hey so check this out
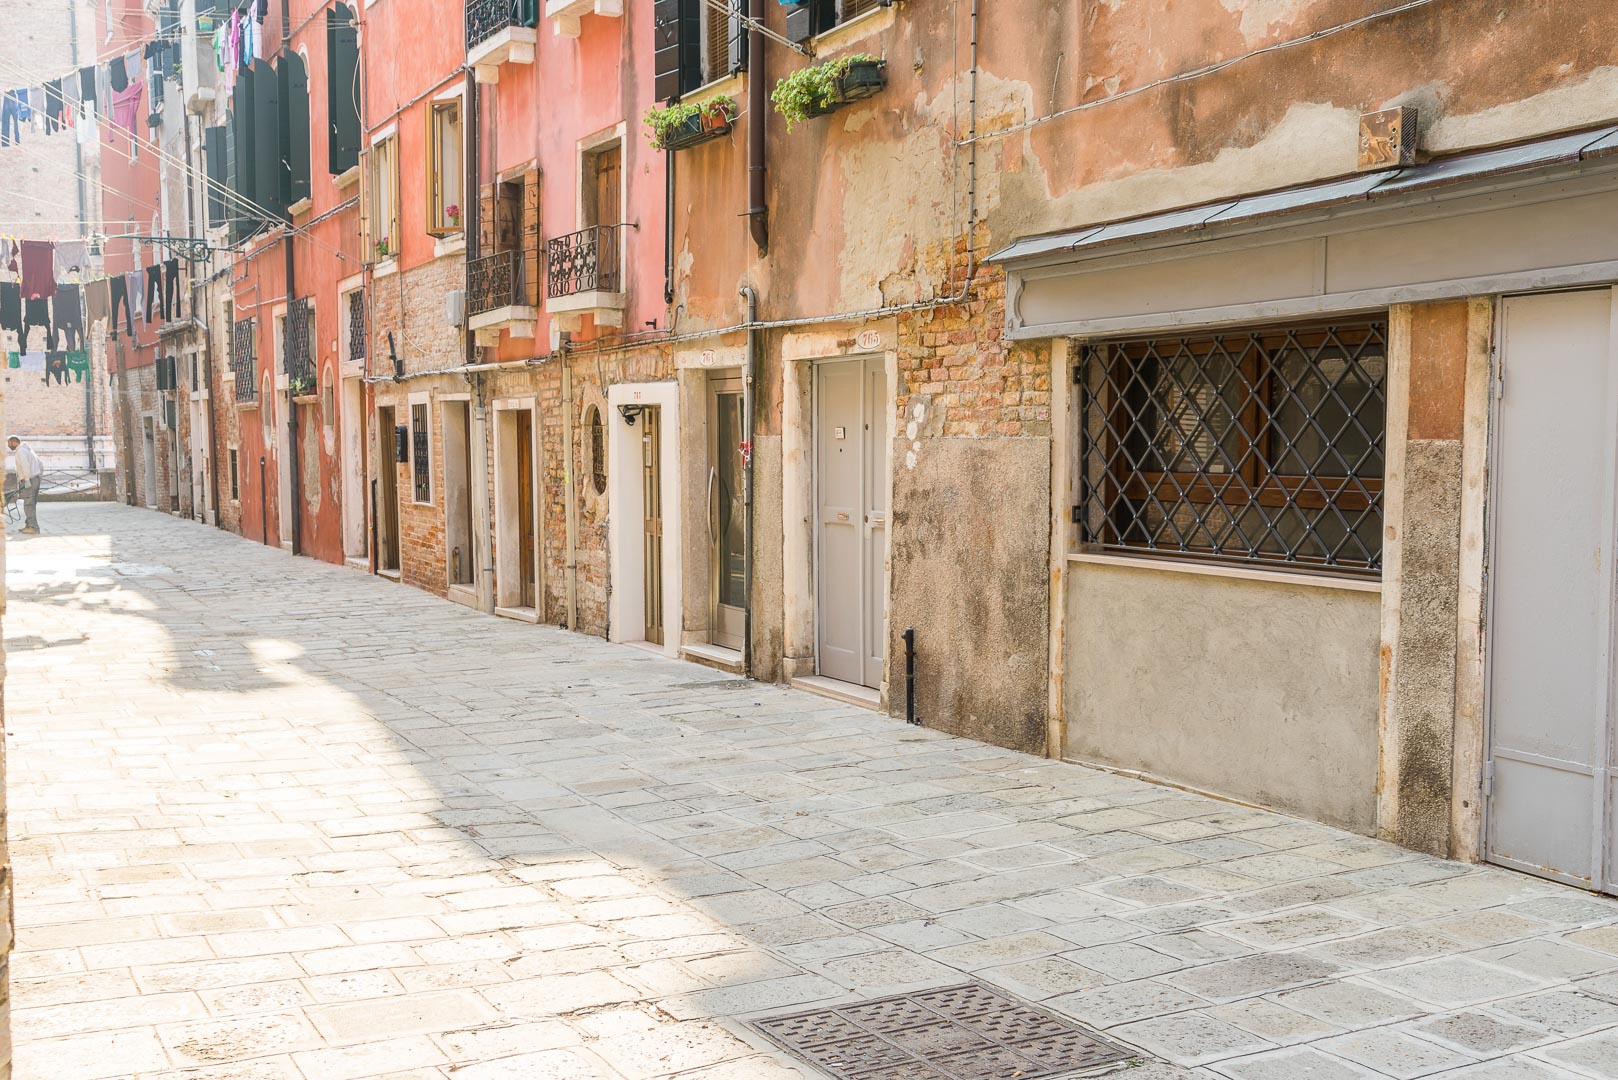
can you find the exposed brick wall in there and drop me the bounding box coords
[895,234,1050,440]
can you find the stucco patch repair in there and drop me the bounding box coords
[904,398,926,470]
[1218,0,1338,43]
[1425,64,1618,153]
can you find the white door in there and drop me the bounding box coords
[815,356,888,689]
[1488,288,1618,894]
[341,377,366,559]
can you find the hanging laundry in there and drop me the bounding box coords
[54,241,87,279]
[144,264,163,324]
[5,352,15,369]
[85,277,111,328]
[96,64,111,114]
[108,275,133,336]
[19,298,53,352]
[65,349,88,382]
[77,100,97,146]
[42,78,66,134]
[124,49,143,84]
[125,269,145,323]
[78,67,97,113]
[214,25,226,72]
[111,81,144,138]
[0,281,20,336]
[109,54,128,94]
[53,283,84,351]
[17,351,45,371]
[1,89,25,147]
[20,241,55,300]
[44,352,68,385]
[162,259,180,321]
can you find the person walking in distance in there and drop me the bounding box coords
[9,435,43,533]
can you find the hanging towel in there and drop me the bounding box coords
[125,49,143,82]
[5,352,16,369]
[20,241,55,300]
[77,101,97,145]
[85,277,111,327]
[126,270,145,322]
[18,351,45,371]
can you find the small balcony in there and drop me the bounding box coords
[544,0,621,38]
[546,225,626,332]
[467,250,539,346]
[466,0,538,84]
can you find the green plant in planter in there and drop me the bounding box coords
[289,374,315,397]
[771,54,879,131]
[643,97,738,150]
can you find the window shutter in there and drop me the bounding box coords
[358,147,373,257]
[232,67,257,229]
[652,0,684,102]
[327,6,361,174]
[251,60,284,220]
[785,6,813,44]
[728,0,747,75]
[225,111,240,237]
[204,125,227,228]
[279,55,311,207]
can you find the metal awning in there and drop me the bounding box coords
[988,124,1618,265]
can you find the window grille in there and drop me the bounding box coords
[412,403,431,503]
[1075,318,1387,576]
[347,289,366,361]
[231,317,257,402]
[285,297,314,392]
[589,406,606,495]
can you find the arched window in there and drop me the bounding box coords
[588,405,606,495]
[321,367,335,435]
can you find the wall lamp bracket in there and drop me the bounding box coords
[618,403,645,426]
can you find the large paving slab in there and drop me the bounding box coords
[5,503,1618,1079]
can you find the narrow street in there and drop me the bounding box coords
[5,504,1618,1080]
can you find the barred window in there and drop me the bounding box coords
[411,402,431,504]
[1075,318,1388,576]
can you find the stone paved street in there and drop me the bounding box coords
[7,504,1618,1079]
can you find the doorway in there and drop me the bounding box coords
[442,399,474,590]
[642,405,664,645]
[708,378,746,651]
[142,417,158,508]
[375,405,401,573]
[814,355,888,689]
[1487,287,1617,895]
[342,377,366,561]
[494,403,539,616]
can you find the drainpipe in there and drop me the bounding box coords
[740,285,757,676]
[562,358,580,631]
[285,235,303,555]
[746,0,767,255]
[464,72,495,613]
[664,149,675,304]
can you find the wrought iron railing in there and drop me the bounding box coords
[466,0,538,52]
[467,250,526,317]
[284,296,314,393]
[231,317,257,402]
[547,224,622,299]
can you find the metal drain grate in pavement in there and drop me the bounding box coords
[752,982,1135,1079]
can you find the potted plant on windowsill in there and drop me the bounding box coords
[445,204,461,227]
[644,96,738,152]
[289,373,316,400]
[375,237,391,260]
[771,55,886,131]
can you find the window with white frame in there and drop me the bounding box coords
[427,99,463,237]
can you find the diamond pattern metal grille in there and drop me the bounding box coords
[1075,318,1387,575]
[753,983,1133,1079]
[231,317,256,403]
[347,289,366,362]
[284,296,314,391]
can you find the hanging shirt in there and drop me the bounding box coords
[19,241,54,300]
[111,81,144,137]
[54,241,87,279]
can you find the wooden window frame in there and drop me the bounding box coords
[367,135,400,261]
[426,98,464,239]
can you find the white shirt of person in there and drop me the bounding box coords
[11,443,42,485]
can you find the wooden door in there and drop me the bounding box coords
[516,409,536,609]
[592,145,621,228]
[642,405,664,645]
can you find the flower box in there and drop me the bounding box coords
[834,58,887,103]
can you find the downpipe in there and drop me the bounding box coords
[740,286,757,677]
[904,626,918,725]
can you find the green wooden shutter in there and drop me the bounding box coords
[232,67,257,232]
[279,54,311,206]
[327,5,361,174]
[204,125,227,228]
[251,60,284,220]
[653,0,684,102]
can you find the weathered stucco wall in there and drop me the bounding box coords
[1065,563,1382,833]
[889,436,1051,754]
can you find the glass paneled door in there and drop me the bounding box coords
[709,378,746,650]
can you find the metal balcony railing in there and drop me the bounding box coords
[466,0,539,52]
[467,250,526,318]
[547,224,622,299]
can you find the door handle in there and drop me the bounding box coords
[707,466,717,544]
